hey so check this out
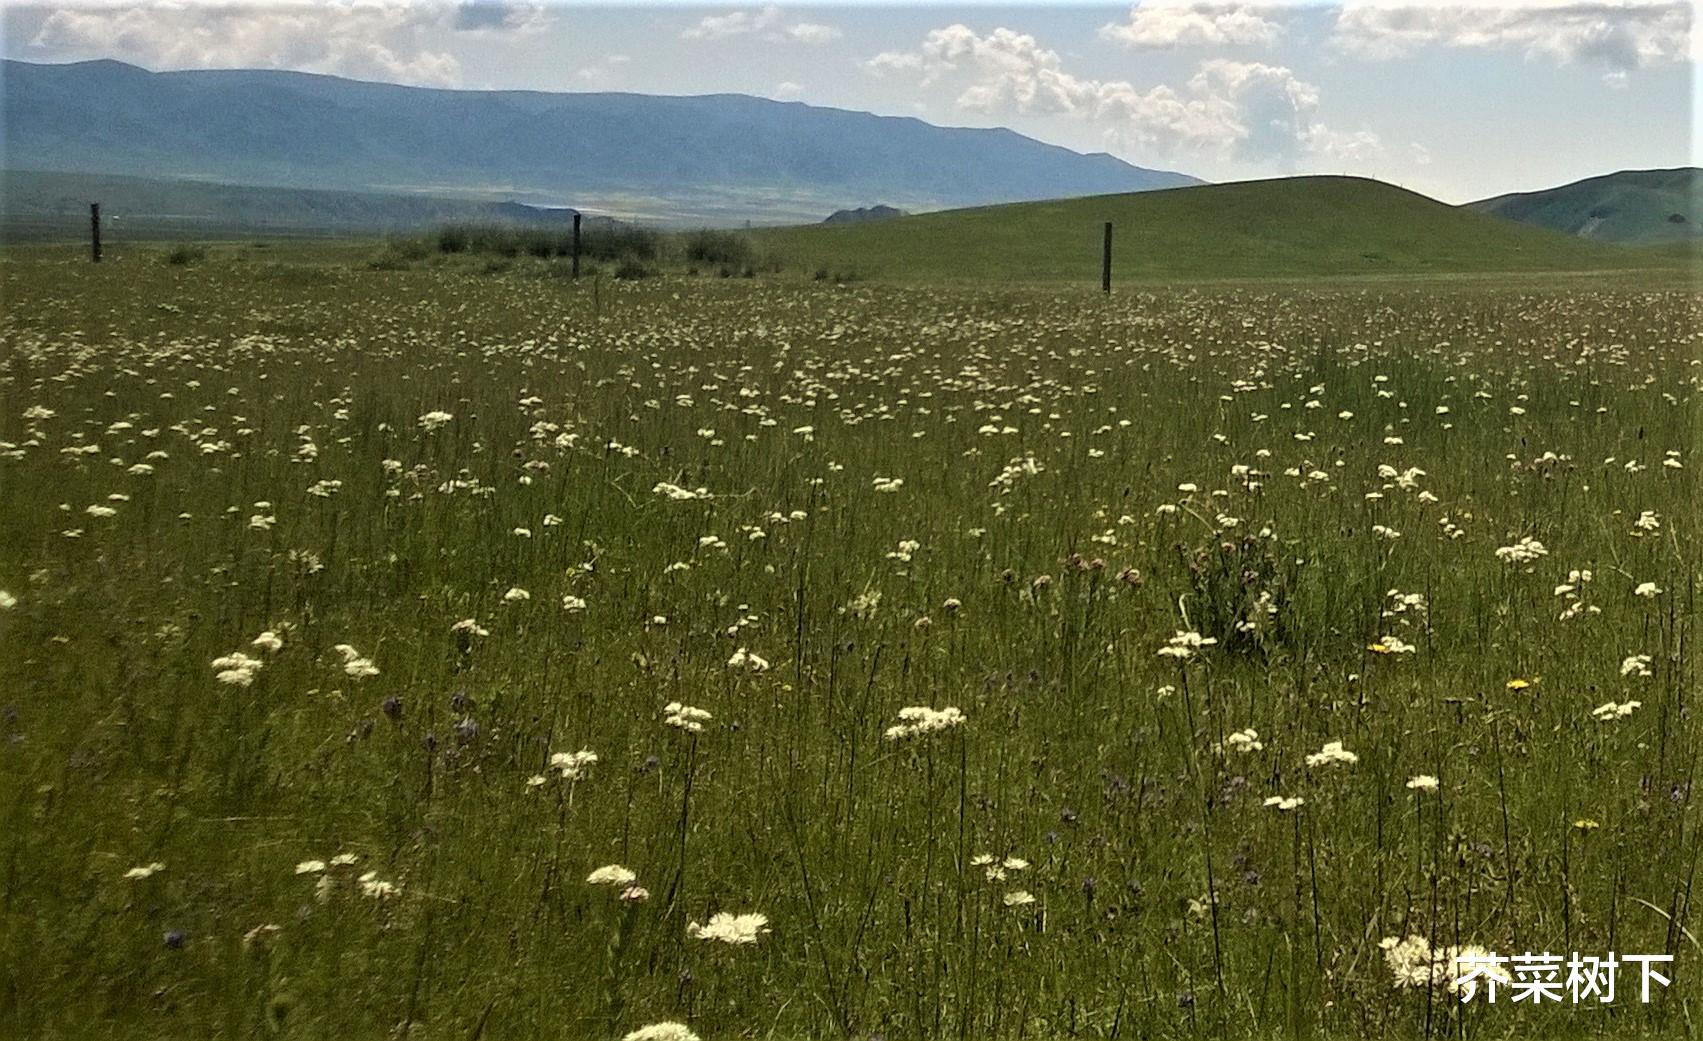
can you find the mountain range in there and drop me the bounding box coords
[0,58,1199,225]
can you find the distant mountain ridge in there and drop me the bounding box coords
[0,169,590,239]
[824,205,906,224]
[0,59,1201,225]
[1467,168,1700,245]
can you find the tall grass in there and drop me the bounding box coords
[0,252,1695,1040]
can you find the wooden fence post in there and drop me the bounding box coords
[1101,221,1112,294]
[91,203,102,263]
[572,212,582,280]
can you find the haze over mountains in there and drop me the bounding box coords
[1,58,1199,225]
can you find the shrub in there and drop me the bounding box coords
[586,225,661,263]
[431,223,662,265]
[166,244,207,266]
[369,236,434,270]
[683,230,753,268]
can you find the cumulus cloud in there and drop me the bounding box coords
[1331,0,1691,71]
[682,6,781,40]
[451,1,549,35]
[29,1,474,85]
[786,22,843,44]
[1099,2,1289,49]
[681,7,840,45]
[867,24,1377,166]
[576,53,630,87]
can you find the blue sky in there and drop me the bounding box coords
[3,1,1693,202]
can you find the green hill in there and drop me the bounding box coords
[1467,168,1700,245]
[755,176,1675,282]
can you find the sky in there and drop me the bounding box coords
[1,0,1694,202]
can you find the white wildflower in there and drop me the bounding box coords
[548,749,598,780]
[664,702,713,732]
[1158,630,1217,660]
[687,912,770,945]
[586,865,638,887]
[726,647,770,672]
[357,871,399,899]
[1494,536,1548,564]
[211,651,264,687]
[884,705,965,740]
[334,643,379,677]
[622,1024,699,1041]
[1305,740,1359,769]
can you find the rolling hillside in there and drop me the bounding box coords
[1468,168,1700,245]
[1,58,1198,225]
[756,176,1672,281]
[0,170,583,241]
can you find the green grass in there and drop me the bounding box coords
[1468,168,1701,246]
[754,176,1687,282]
[0,244,1697,1040]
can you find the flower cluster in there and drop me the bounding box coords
[884,706,966,741]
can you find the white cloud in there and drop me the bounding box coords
[682,6,782,41]
[451,2,549,35]
[1302,122,1384,163]
[786,22,842,45]
[773,80,805,98]
[576,53,630,87]
[681,7,842,46]
[1332,0,1691,71]
[30,1,467,85]
[867,24,1376,167]
[1100,2,1288,49]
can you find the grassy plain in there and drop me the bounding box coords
[0,243,1697,1040]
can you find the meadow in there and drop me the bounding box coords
[0,246,1697,1040]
